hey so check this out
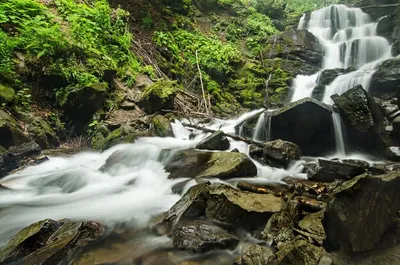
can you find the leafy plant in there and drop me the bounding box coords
[15,88,31,112]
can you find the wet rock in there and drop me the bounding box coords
[311,85,326,101]
[139,80,179,114]
[0,219,60,264]
[385,146,400,161]
[297,211,326,245]
[165,149,257,180]
[332,85,392,156]
[0,141,41,178]
[152,115,174,137]
[0,219,105,265]
[370,58,400,96]
[361,4,399,21]
[23,115,59,149]
[173,219,238,252]
[159,183,282,233]
[325,172,400,252]
[269,98,335,156]
[234,245,275,265]
[263,29,324,68]
[57,83,107,133]
[249,140,301,168]
[392,116,400,141]
[317,68,351,86]
[341,159,370,168]
[262,200,299,247]
[196,131,230,151]
[309,159,366,182]
[275,236,325,265]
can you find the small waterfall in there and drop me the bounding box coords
[332,112,346,156]
[291,4,393,102]
[252,112,272,142]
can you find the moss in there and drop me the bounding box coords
[97,125,152,151]
[0,84,15,103]
[152,115,174,137]
[142,80,180,101]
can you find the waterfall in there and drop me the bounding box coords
[292,4,393,103]
[332,112,346,156]
[252,112,273,142]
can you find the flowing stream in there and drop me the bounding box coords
[0,3,393,263]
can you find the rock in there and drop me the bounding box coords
[275,236,325,265]
[172,219,239,252]
[297,211,326,245]
[249,140,301,168]
[0,219,104,265]
[311,85,326,101]
[0,84,15,103]
[57,83,107,133]
[269,98,335,156]
[139,80,179,114]
[159,183,282,233]
[263,29,324,68]
[152,115,174,137]
[361,4,399,21]
[377,14,394,39]
[392,116,400,141]
[165,149,257,180]
[325,172,400,252]
[317,68,351,86]
[95,125,151,151]
[332,85,392,156]
[0,110,31,149]
[385,146,400,161]
[262,200,299,247]
[23,115,59,149]
[309,159,366,182]
[196,131,230,151]
[0,219,60,264]
[0,141,41,178]
[234,245,275,265]
[370,58,400,96]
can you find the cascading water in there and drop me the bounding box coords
[293,4,393,103]
[332,112,346,156]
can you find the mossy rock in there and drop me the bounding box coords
[0,84,15,103]
[90,124,111,151]
[22,115,59,149]
[139,80,180,114]
[96,125,152,151]
[152,115,174,137]
[0,109,31,149]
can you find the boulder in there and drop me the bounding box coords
[311,85,326,101]
[0,84,15,103]
[152,115,174,137]
[172,219,239,252]
[361,4,399,21]
[249,140,301,168]
[269,98,335,156]
[165,149,257,180]
[297,211,326,245]
[325,172,400,252]
[158,183,282,233]
[332,85,393,156]
[0,110,31,149]
[263,29,324,68]
[196,131,230,151]
[274,236,325,265]
[234,245,275,265]
[370,58,400,96]
[0,219,104,265]
[317,68,351,86]
[0,141,41,178]
[385,146,400,161]
[23,115,59,149]
[139,80,179,114]
[309,159,366,182]
[56,83,107,133]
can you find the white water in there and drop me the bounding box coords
[332,112,346,156]
[293,4,393,103]
[0,111,307,246]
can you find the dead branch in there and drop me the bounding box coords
[195,50,209,114]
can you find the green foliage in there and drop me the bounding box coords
[154,29,242,77]
[0,0,142,108]
[15,88,31,112]
[285,0,341,12]
[251,0,287,19]
[245,12,278,55]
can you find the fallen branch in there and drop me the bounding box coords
[195,50,209,114]
[182,122,264,147]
